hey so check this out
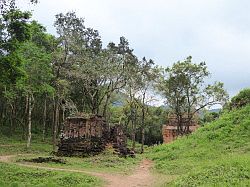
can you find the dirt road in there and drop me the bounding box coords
[0,155,155,187]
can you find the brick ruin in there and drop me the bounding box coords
[57,115,135,157]
[162,114,199,143]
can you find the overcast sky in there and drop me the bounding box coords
[18,0,250,97]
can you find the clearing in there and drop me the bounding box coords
[0,154,157,187]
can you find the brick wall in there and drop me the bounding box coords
[162,115,199,143]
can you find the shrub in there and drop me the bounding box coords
[229,88,250,109]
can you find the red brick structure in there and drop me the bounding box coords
[162,114,199,143]
[57,115,135,157]
[62,115,108,139]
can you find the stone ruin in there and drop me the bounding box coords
[57,115,135,157]
[110,124,135,157]
[162,114,199,143]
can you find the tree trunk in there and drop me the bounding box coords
[53,98,59,151]
[131,106,137,152]
[131,118,136,152]
[42,96,47,141]
[103,94,111,119]
[27,94,34,148]
[9,103,13,136]
[141,92,146,153]
[22,96,29,140]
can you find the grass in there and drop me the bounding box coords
[147,105,250,186]
[0,134,53,156]
[0,135,103,186]
[0,162,102,187]
[4,105,249,186]
[0,132,142,186]
[0,132,143,174]
[15,148,142,174]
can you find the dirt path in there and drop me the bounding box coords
[0,155,155,187]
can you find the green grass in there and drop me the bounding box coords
[0,140,53,156]
[0,132,141,186]
[16,148,141,174]
[0,133,142,174]
[126,139,148,153]
[147,105,250,186]
[0,133,53,156]
[0,162,102,187]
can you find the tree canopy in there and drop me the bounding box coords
[157,56,228,134]
[0,5,230,148]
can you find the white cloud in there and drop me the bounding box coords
[17,0,250,96]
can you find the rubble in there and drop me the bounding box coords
[22,157,66,164]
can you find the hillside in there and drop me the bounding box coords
[148,105,250,186]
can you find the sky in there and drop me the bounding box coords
[18,0,250,97]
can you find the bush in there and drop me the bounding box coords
[229,88,250,109]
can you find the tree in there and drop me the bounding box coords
[229,88,250,109]
[54,12,135,118]
[135,57,159,153]
[54,12,102,114]
[17,42,54,148]
[100,38,134,118]
[0,9,33,136]
[0,9,32,87]
[202,110,220,124]
[0,0,37,13]
[158,56,228,135]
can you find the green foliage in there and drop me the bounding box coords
[16,42,54,95]
[147,105,250,186]
[2,9,32,45]
[0,163,102,187]
[201,111,220,124]
[0,9,32,86]
[229,88,250,109]
[157,56,228,134]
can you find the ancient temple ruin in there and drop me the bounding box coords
[162,114,199,143]
[57,115,134,157]
[61,115,108,139]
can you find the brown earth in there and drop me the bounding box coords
[0,155,155,187]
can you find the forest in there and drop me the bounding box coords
[0,0,228,148]
[0,0,249,187]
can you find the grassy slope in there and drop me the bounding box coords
[147,105,250,186]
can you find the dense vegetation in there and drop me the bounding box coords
[1,1,249,187]
[0,0,227,151]
[148,104,250,186]
[0,0,165,151]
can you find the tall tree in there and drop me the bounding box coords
[158,56,228,135]
[136,57,159,153]
[0,9,32,136]
[17,42,54,148]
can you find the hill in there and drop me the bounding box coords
[147,105,250,186]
